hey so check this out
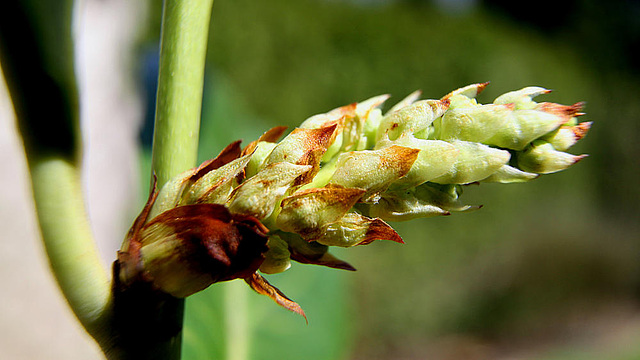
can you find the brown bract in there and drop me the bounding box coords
[245,272,307,322]
[117,179,270,298]
[537,102,585,122]
[353,217,404,246]
[143,204,269,284]
[242,126,288,156]
[572,121,593,141]
[264,124,338,185]
[277,186,366,238]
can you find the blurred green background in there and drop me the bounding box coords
[136,0,640,359]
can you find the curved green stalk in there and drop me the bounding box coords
[0,0,113,346]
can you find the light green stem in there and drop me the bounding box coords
[223,281,250,360]
[29,157,112,341]
[0,0,113,347]
[152,0,215,188]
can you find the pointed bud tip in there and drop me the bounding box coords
[573,122,592,140]
[477,81,491,94]
[573,154,589,164]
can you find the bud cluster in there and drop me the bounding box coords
[118,83,590,317]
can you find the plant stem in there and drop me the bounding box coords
[223,281,250,360]
[152,0,215,188]
[0,0,113,346]
[112,0,215,358]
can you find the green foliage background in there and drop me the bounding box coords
[138,0,640,359]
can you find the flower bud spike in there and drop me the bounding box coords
[245,272,307,322]
[119,83,590,318]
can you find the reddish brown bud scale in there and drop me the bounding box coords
[245,272,307,322]
[242,126,288,156]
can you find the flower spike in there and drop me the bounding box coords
[118,83,591,318]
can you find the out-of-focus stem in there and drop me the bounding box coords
[0,0,112,347]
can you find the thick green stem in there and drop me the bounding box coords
[110,0,215,358]
[152,0,215,188]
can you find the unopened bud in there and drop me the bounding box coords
[369,182,478,221]
[517,141,588,174]
[378,135,459,188]
[329,145,419,201]
[481,165,539,183]
[310,212,403,247]
[228,162,312,219]
[276,186,365,238]
[543,122,592,152]
[430,140,511,184]
[377,99,450,142]
[259,235,291,274]
[134,204,269,298]
[493,86,550,109]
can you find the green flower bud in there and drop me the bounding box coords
[430,140,511,184]
[377,135,459,188]
[228,162,312,219]
[263,124,338,185]
[517,140,588,174]
[368,182,478,221]
[245,141,278,178]
[311,212,403,247]
[480,165,539,183]
[328,145,419,202]
[259,235,291,274]
[485,109,567,151]
[276,186,365,238]
[376,99,450,142]
[493,86,550,109]
[183,153,252,205]
[277,231,355,271]
[442,82,490,101]
[438,104,513,143]
[148,141,244,218]
[542,121,592,152]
